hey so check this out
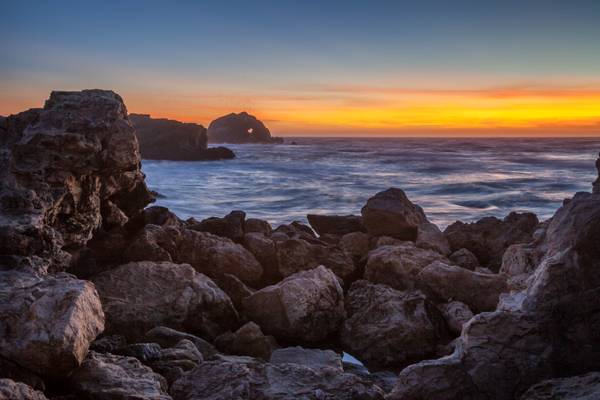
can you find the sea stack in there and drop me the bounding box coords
[207,111,283,144]
[129,113,235,161]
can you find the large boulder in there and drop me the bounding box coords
[361,188,428,240]
[364,242,446,291]
[92,261,238,341]
[0,90,153,271]
[444,212,539,271]
[68,351,171,400]
[275,238,356,281]
[0,379,48,400]
[188,210,245,242]
[170,357,384,400]
[341,280,449,369]
[418,260,508,312]
[207,111,282,144]
[125,225,263,287]
[520,372,600,400]
[0,271,104,380]
[306,214,365,236]
[242,266,345,342]
[129,113,234,161]
[388,191,600,400]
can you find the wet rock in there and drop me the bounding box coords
[306,214,365,236]
[68,351,170,400]
[270,347,342,371]
[520,372,600,400]
[364,243,446,291]
[361,188,428,240]
[275,238,355,281]
[418,260,508,312]
[448,248,479,270]
[341,280,449,369]
[189,210,245,242]
[0,271,104,380]
[444,212,539,271]
[437,301,474,335]
[129,113,234,161]
[416,222,451,255]
[125,225,263,286]
[170,357,384,400]
[0,379,48,400]
[215,322,278,360]
[242,266,345,342]
[0,90,153,271]
[207,111,280,144]
[244,218,272,235]
[92,261,237,341]
[144,326,217,360]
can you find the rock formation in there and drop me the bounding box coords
[130,113,235,161]
[594,152,600,194]
[207,111,283,144]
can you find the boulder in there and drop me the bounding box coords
[92,261,238,341]
[448,248,479,270]
[0,357,45,391]
[125,225,263,287]
[416,222,451,255]
[0,271,104,380]
[388,191,600,400]
[417,260,508,312]
[520,372,600,400]
[242,232,279,283]
[341,280,449,369]
[129,113,234,161]
[273,221,318,241]
[306,214,365,236]
[275,238,355,282]
[0,379,48,400]
[68,351,170,400]
[207,111,282,144]
[210,272,254,311]
[437,301,474,335]
[593,152,600,194]
[270,347,342,371]
[170,357,384,400]
[144,326,217,359]
[364,243,446,291]
[242,266,345,342]
[339,231,371,262]
[215,322,278,360]
[0,90,153,270]
[188,210,245,242]
[444,212,539,271]
[244,218,272,235]
[361,188,428,240]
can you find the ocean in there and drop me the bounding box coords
[142,137,600,229]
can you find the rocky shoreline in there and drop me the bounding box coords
[0,90,599,399]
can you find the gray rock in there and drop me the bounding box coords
[270,347,342,371]
[215,322,278,360]
[448,248,480,270]
[416,222,451,255]
[437,301,474,335]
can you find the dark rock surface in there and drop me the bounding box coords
[307,214,365,236]
[520,372,600,400]
[130,113,234,160]
[215,322,278,360]
[0,379,48,400]
[444,211,539,271]
[207,111,283,144]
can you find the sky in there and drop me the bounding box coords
[1,0,600,136]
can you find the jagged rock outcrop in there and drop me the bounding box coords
[207,111,283,144]
[92,261,238,341]
[444,211,539,271]
[170,357,384,400]
[306,214,365,236]
[387,190,600,400]
[68,351,171,400]
[340,280,449,369]
[0,271,104,380]
[361,188,428,240]
[124,224,263,287]
[242,266,345,342]
[129,113,234,161]
[0,379,48,400]
[0,90,154,271]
